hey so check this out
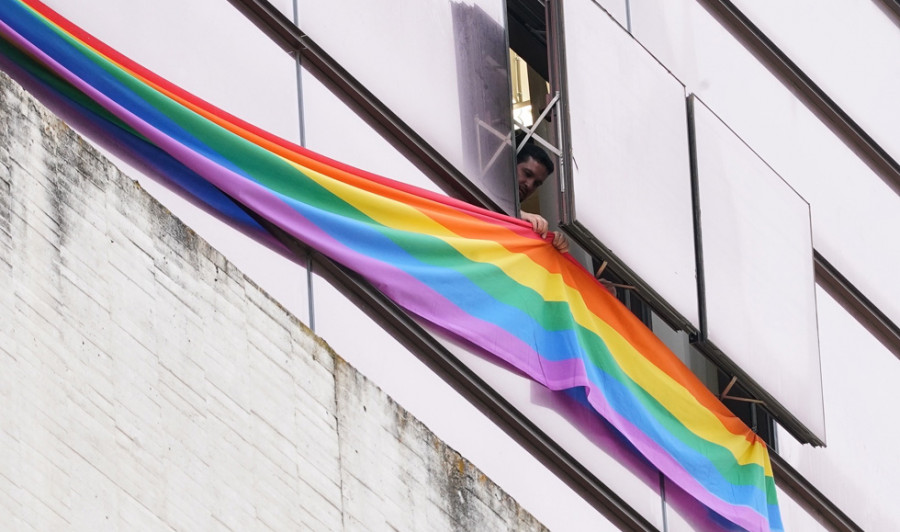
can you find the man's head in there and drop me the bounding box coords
[516,143,554,201]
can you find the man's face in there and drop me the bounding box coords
[516,156,549,201]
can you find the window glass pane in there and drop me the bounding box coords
[295,0,516,212]
[651,313,718,392]
[693,98,824,442]
[562,0,699,329]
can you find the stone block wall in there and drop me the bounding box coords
[0,71,546,532]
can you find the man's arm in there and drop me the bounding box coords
[521,211,569,253]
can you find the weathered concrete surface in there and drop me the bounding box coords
[0,71,547,532]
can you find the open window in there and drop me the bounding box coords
[507,0,794,447]
[507,1,563,222]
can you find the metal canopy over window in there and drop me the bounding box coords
[555,0,699,332]
[691,97,825,444]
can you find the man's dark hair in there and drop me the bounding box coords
[516,141,555,176]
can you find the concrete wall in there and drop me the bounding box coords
[0,72,546,532]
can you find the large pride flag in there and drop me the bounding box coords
[0,1,781,529]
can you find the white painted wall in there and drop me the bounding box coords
[0,73,548,532]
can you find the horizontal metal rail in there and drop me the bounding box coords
[815,252,900,359]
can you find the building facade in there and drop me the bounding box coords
[3,0,899,530]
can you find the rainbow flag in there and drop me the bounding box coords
[0,1,781,529]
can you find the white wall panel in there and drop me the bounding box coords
[269,0,295,21]
[776,285,900,532]
[43,0,301,143]
[562,0,699,329]
[663,476,749,532]
[295,0,516,212]
[628,0,900,335]
[590,0,630,29]
[731,0,900,165]
[693,98,824,441]
[300,67,444,194]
